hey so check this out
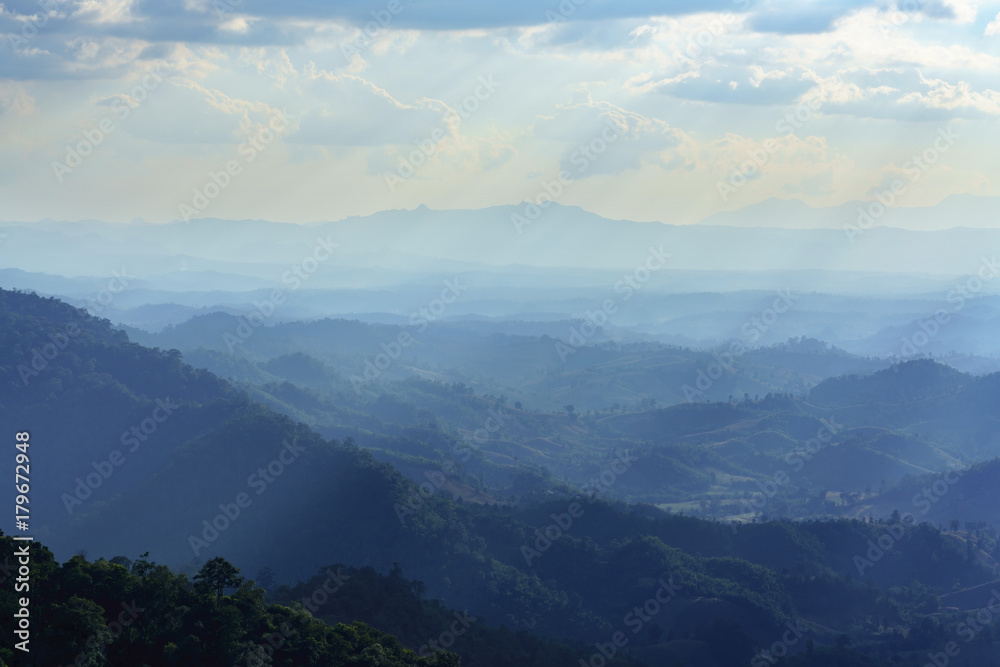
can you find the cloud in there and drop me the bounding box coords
[632,65,819,106]
[748,0,871,34]
[534,92,691,177]
[0,0,886,55]
[227,0,747,30]
[72,0,140,25]
[816,68,1000,119]
[899,0,980,23]
[287,70,445,146]
[629,60,1000,121]
[117,79,278,144]
[746,0,977,34]
[986,10,1000,34]
[516,17,657,51]
[1,0,998,224]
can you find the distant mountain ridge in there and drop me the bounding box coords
[696,194,1000,231]
[3,201,1000,281]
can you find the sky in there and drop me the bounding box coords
[0,0,998,224]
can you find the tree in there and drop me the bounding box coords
[35,596,111,666]
[110,555,133,571]
[194,557,244,603]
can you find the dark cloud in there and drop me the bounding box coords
[224,0,740,29]
[2,0,887,52]
[746,0,874,33]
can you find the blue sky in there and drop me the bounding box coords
[1,0,998,223]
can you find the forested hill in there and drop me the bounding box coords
[0,535,464,666]
[6,288,1000,666]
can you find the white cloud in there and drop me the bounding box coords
[815,68,1000,119]
[986,10,1000,33]
[72,0,140,24]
